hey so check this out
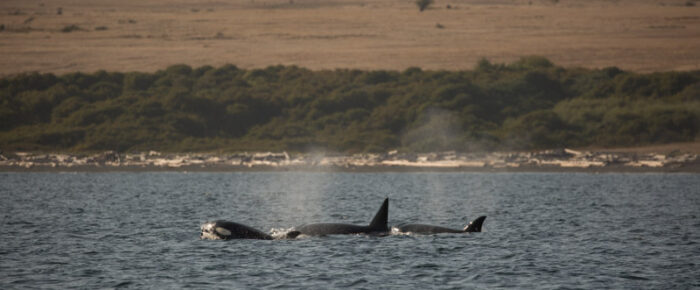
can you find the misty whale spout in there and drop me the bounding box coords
[394,216,486,234]
[292,198,389,236]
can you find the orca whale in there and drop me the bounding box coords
[201,220,301,240]
[292,198,389,236]
[394,216,486,234]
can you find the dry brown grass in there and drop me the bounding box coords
[0,0,699,76]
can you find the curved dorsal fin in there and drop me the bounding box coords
[463,216,487,232]
[368,197,389,230]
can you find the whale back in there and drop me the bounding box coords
[201,220,273,240]
[293,198,389,236]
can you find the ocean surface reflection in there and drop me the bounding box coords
[1,172,698,289]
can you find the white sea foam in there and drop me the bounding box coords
[269,227,298,239]
[390,227,412,236]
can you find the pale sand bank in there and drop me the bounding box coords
[2,149,698,173]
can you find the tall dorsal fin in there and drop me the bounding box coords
[368,198,389,230]
[463,216,486,232]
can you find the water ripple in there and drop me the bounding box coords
[1,172,699,289]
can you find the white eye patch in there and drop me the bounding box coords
[201,223,215,231]
[215,227,232,236]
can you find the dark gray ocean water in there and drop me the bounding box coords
[1,172,699,289]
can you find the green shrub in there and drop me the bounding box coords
[61,25,82,33]
[0,60,697,152]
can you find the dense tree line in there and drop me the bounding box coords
[1,56,698,153]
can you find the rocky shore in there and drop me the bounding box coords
[1,149,698,173]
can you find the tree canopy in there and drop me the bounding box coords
[1,57,698,153]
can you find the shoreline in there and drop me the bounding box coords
[2,150,698,173]
[2,165,699,174]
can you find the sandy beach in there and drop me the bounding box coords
[2,146,699,173]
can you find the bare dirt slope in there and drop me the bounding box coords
[1,0,699,76]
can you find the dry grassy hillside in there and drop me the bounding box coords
[1,0,699,75]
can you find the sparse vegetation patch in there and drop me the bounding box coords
[61,24,82,33]
[416,0,433,12]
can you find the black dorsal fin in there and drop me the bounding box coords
[368,198,389,230]
[463,216,487,232]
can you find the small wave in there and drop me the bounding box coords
[413,263,441,269]
[81,269,102,277]
[114,281,134,288]
[619,274,650,281]
[342,278,368,287]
